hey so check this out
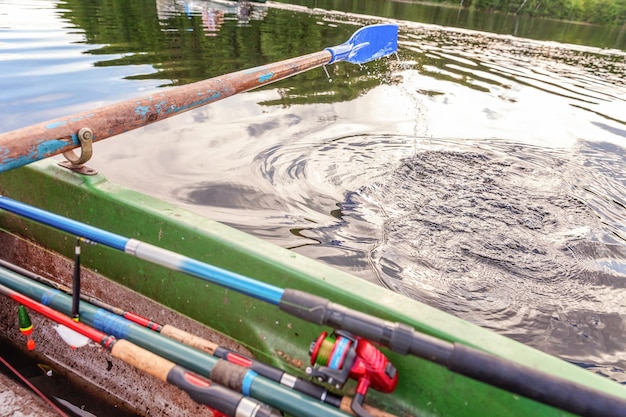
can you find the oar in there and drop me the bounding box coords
[0,24,398,173]
[0,282,280,417]
[0,258,395,417]
[1,196,626,417]
[0,264,353,417]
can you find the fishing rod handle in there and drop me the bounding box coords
[213,346,342,408]
[279,289,451,363]
[449,343,626,417]
[167,366,282,417]
[111,339,173,381]
[112,340,281,417]
[162,324,340,405]
[160,324,344,408]
[161,324,218,355]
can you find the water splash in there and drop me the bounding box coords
[322,65,332,83]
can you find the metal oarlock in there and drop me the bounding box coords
[59,127,98,175]
[63,127,93,166]
[307,330,398,417]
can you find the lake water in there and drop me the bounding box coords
[1,0,626,410]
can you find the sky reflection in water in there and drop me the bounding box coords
[1,0,626,383]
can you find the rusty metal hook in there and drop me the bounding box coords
[62,127,93,167]
[58,127,98,175]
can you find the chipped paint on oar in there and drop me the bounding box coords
[0,24,398,173]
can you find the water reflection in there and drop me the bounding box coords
[91,22,626,381]
[155,0,266,33]
[272,0,626,50]
[2,0,626,385]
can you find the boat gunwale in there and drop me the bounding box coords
[1,159,624,416]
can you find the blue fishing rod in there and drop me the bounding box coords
[2,196,626,417]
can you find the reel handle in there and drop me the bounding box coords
[351,378,374,417]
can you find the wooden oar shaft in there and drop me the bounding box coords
[0,50,331,173]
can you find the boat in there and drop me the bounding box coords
[155,0,267,21]
[1,24,625,417]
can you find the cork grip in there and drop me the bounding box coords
[161,325,218,355]
[111,339,174,382]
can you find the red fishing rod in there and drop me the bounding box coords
[0,258,397,417]
[0,281,280,417]
[0,353,69,417]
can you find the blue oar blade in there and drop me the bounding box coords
[326,24,398,65]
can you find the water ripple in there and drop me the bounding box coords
[80,17,626,382]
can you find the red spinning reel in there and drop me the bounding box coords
[306,330,398,417]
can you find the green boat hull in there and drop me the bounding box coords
[0,160,624,416]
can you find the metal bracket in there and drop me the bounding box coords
[58,127,98,175]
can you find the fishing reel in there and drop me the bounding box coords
[306,330,398,417]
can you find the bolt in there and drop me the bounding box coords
[78,127,93,141]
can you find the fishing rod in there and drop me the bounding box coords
[0,258,396,417]
[0,24,398,173]
[0,264,357,417]
[0,282,280,417]
[71,238,82,321]
[1,196,626,417]
[0,353,69,417]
